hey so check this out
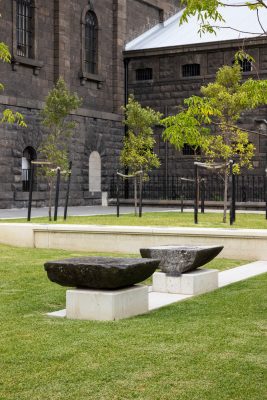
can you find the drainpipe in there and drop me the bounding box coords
[124,57,130,199]
[124,57,130,110]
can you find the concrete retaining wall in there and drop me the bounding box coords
[0,223,267,260]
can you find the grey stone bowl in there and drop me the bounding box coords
[140,245,224,276]
[44,256,160,290]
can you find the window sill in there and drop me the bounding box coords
[80,71,103,88]
[12,56,44,75]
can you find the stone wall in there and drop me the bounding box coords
[127,40,267,177]
[0,0,177,208]
[0,101,123,209]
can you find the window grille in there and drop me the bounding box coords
[182,64,200,77]
[182,144,201,156]
[239,59,252,72]
[16,0,33,58]
[22,146,36,192]
[85,11,98,74]
[136,68,153,81]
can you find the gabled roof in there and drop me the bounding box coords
[125,1,267,51]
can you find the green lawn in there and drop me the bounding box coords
[1,211,267,229]
[0,244,266,400]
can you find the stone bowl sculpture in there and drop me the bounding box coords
[140,245,224,276]
[44,256,160,290]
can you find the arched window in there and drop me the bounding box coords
[22,146,36,191]
[85,11,98,74]
[16,0,34,58]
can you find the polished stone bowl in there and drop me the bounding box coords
[44,256,160,290]
[140,245,224,276]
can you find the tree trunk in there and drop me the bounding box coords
[223,168,228,223]
[134,176,137,216]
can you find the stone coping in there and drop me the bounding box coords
[28,223,267,238]
[1,223,267,260]
[0,222,267,234]
[2,221,267,240]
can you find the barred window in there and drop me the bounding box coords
[85,11,98,74]
[239,58,252,72]
[16,0,33,58]
[182,64,200,77]
[136,68,153,81]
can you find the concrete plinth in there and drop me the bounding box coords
[66,285,148,321]
[152,269,218,295]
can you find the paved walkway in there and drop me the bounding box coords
[0,205,265,219]
[0,205,178,219]
[149,261,267,310]
[48,261,267,318]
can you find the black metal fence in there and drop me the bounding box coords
[109,174,266,203]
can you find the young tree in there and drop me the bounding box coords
[162,62,267,222]
[120,96,162,214]
[39,78,82,220]
[180,0,267,36]
[0,42,26,126]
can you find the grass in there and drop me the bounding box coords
[0,244,266,400]
[1,211,267,229]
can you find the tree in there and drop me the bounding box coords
[39,78,82,220]
[180,0,267,36]
[0,42,26,126]
[120,96,162,214]
[162,62,267,222]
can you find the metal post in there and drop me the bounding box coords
[232,167,236,222]
[139,172,143,218]
[229,160,234,225]
[64,161,72,220]
[181,179,184,213]
[116,173,120,218]
[200,178,205,214]
[265,168,267,220]
[27,162,34,221]
[194,163,198,224]
[54,167,61,221]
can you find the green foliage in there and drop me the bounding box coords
[162,62,267,172]
[180,0,267,35]
[0,109,27,127]
[180,0,225,34]
[39,78,82,176]
[41,78,81,130]
[0,42,27,127]
[120,96,162,175]
[0,42,11,63]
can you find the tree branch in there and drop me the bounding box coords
[256,9,266,33]
[220,2,261,7]
[211,121,267,137]
[206,24,265,35]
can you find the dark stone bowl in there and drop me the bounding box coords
[140,245,224,276]
[44,256,160,290]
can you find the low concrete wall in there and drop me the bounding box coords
[0,223,267,260]
[0,223,35,248]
